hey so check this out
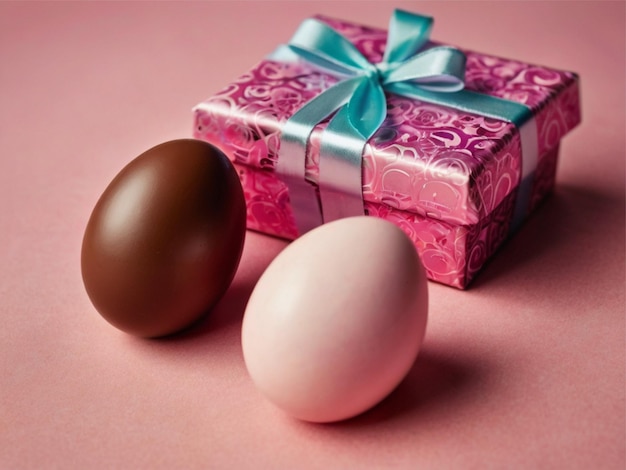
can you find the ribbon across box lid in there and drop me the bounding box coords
[193,10,581,288]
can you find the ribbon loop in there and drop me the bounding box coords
[381,46,466,92]
[287,18,373,76]
[383,9,433,64]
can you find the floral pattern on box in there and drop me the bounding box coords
[193,14,580,288]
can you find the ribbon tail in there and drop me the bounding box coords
[318,106,368,223]
[347,76,387,138]
[278,124,324,236]
[278,77,362,234]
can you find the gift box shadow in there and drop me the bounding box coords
[319,346,487,429]
[469,183,624,293]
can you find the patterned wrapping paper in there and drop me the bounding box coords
[193,14,581,288]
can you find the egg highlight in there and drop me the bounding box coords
[241,216,428,423]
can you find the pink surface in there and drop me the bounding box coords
[0,1,624,468]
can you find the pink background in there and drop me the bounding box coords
[1,1,624,468]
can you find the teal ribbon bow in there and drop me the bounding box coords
[275,10,537,235]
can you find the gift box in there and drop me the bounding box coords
[193,10,581,288]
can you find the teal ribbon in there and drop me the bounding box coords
[275,10,538,235]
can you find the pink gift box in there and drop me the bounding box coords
[193,14,581,288]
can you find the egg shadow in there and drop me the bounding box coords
[179,280,254,337]
[468,184,624,291]
[321,184,623,429]
[153,230,289,343]
[297,347,487,431]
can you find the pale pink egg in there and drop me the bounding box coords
[242,216,428,423]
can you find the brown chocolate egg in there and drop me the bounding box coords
[81,139,246,338]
